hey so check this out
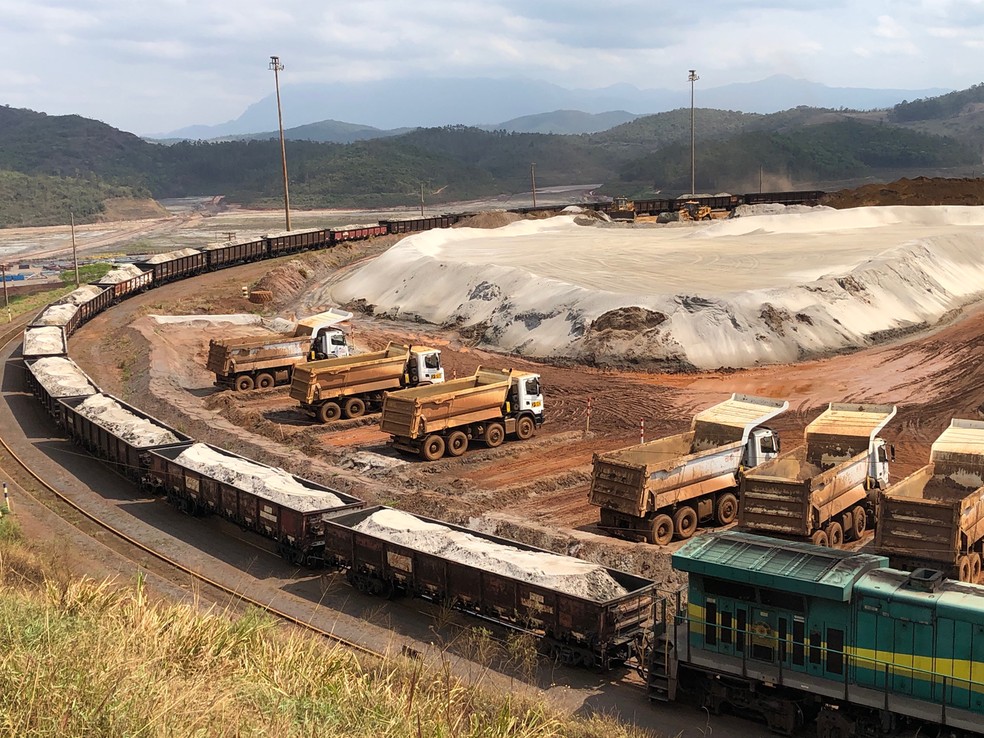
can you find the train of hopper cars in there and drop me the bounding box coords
[13,198,984,737]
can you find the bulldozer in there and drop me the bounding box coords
[609,196,636,221]
[678,200,713,221]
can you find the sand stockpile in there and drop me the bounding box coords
[327,206,984,370]
[174,443,344,512]
[353,508,628,601]
[23,326,67,357]
[98,263,147,284]
[76,394,180,447]
[28,356,98,397]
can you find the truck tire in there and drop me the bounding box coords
[826,521,844,548]
[235,375,254,391]
[516,416,536,440]
[649,514,674,546]
[849,504,867,539]
[485,422,505,448]
[446,431,468,457]
[959,555,973,583]
[420,434,446,461]
[972,553,982,583]
[811,530,829,547]
[255,372,274,390]
[715,492,738,525]
[343,397,366,419]
[673,506,698,539]
[317,401,341,423]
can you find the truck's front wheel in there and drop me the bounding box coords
[317,401,341,423]
[516,416,536,440]
[420,434,446,461]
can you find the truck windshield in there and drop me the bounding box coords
[330,334,346,345]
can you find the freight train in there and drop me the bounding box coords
[14,197,984,736]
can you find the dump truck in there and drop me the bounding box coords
[589,394,789,545]
[739,402,897,547]
[380,366,544,460]
[206,309,352,391]
[875,419,984,583]
[290,342,444,423]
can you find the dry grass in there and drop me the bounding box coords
[0,517,654,738]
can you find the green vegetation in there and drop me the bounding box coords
[0,525,650,738]
[0,170,149,228]
[60,262,113,285]
[3,84,984,226]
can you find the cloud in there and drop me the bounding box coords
[1,0,981,132]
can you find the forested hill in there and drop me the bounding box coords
[0,89,981,228]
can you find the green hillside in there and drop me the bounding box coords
[1,86,983,227]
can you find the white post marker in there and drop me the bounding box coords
[585,397,592,436]
[3,482,8,513]
[640,418,645,445]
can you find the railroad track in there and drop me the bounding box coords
[0,316,382,660]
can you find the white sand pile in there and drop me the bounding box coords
[354,508,628,601]
[28,356,98,397]
[98,264,147,284]
[174,443,344,511]
[57,284,106,306]
[326,206,984,369]
[144,247,200,264]
[33,303,78,326]
[76,394,180,447]
[23,326,66,356]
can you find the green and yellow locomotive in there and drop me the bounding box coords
[652,531,984,736]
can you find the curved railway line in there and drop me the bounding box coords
[0,315,386,661]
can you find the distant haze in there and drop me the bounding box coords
[157,75,948,140]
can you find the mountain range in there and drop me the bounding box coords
[155,74,950,140]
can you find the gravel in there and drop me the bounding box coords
[98,264,147,284]
[144,248,201,264]
[57,285,106,305]
[33,304,78,326]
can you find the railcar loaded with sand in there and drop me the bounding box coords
[323,505,655,669]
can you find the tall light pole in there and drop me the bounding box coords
[688,69,699,197]
[530,162,537,207]
[70,211,80,286]
[269,55,291,231]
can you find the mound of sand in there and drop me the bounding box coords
[23,326,67,357]
[28,356,97,397]
[76,394,180,447]
[325,206,984,370]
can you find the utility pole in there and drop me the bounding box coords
[530,162,537,207]
[70,212,80,286]
[269,55,291,231]
[689,69,699,197]
[1,263,9,322]
[420,183,424,216]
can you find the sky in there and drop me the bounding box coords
[3,0,984,136]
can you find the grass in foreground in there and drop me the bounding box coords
[0,516,654,738]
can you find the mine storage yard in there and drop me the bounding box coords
[7,179,984,737]
[53,190,984,584]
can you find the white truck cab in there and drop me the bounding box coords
[511,372,544,422]
[868,437,894,488]
[408,348,445,385]
[743,427,782,468]
[296,308,354,361]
